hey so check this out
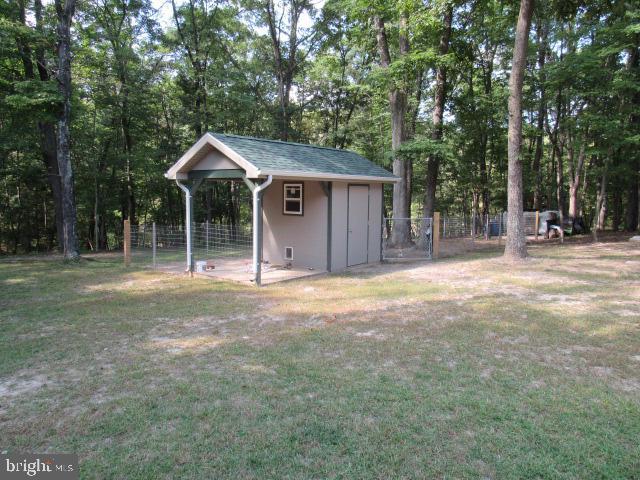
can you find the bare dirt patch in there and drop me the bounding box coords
[0,374,50,398]
[146,335,228,355]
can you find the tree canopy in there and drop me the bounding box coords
[0,0,638,254]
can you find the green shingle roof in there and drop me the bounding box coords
[210,132,396,180]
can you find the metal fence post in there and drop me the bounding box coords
[432,212,440,260]
[498,213,503,245]
[152,222,157,269]
[443,216,447,238]
[485,213,489,240]
[124,219,131,267]
[471,210,476,242]
[205,221,209,253]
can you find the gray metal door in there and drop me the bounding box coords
[347,185,369,266]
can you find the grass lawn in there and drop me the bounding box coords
[1,238,639,479]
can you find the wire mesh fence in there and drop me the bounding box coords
[523,212,538,235]
[382,218,433,260]
[438,211,546,239]
[439,215,472,238]
[124,211,541,271]
[129,223,252,270]
[438,213,509,239]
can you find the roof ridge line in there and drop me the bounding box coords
[210,132,358,154]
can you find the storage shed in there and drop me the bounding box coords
[165,133,398,285]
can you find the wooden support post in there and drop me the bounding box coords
[432,212,440,260]
[124,219,131,267]
[535,210,540,241]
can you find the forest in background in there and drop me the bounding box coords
[0,0,638,255]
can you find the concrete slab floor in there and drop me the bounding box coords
[155,256,326,286]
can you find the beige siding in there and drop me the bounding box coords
[368,183,383,262]
[329,181,383,271]
[330,182,348,271]
[262,180,328,271]
[192,149,240,171]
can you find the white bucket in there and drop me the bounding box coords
[195,260,207,273]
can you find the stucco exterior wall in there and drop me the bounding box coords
[262,180,328,271]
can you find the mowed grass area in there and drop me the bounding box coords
[1,239,639,479]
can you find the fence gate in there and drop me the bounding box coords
[382,217,433,260]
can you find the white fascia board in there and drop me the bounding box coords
[165,134,211,179]
[165,133,259,180]
[258,170,399,183]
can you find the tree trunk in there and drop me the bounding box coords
[504,0,534,260]
[596,168,608,231]
[389,88,410,245]
[555,139,565,242]
[423,6,453,221]
[39,123,64,250]
[532,21,547,211]
[93,175,99,252]
[16,0,65,251]
[119,73,136,224]
[568,142,586,220]
[54,0,79,259]
[405,157,413,216]
[548,84,565,242]
[264,0,303,142]
[479,133,490,215]
[374,15,411,246]
[547,142,556,209]
[625,47,639,231]
[404,70,422,218]
[628,162,639,231]
[612,186,622,232]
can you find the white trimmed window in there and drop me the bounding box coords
[283,182,303,215]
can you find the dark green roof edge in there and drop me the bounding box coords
[211,132,359,154]
[209,132,397,179]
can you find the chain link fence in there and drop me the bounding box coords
[382,218,433,260]
[129,223,252,270]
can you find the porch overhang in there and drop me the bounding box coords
[164,133,260,180]
[172,169,398,184]
[181,169,246,181]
